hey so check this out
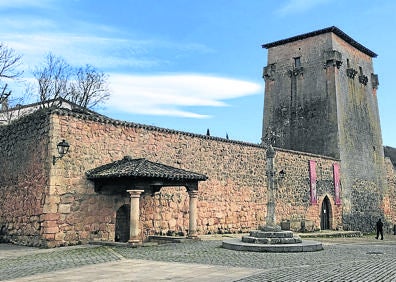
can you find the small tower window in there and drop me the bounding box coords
[294,57,301,68]
[347,59,350,68]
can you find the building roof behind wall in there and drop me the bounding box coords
[384,146,396,168]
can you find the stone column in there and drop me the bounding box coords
[188,190,199,238]
[264,145,280,231]
[127,189,144,244]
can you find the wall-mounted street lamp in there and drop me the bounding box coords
[279,169,286,179]
[53,139,70,165]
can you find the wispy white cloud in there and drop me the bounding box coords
[0,14,212,71]
[107,74,262,118]
[276,0,331,16]
[0,1,258,119]
[4,32,164,70]
[0,0,215,73]
[0,0,54,9]
[0,17,53,30]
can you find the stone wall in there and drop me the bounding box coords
[263,30,386,232]
[48,111,268,246]
[384,157,396,231]
[1,109,392,247]
[274,148,343,231]
[383,148,396,233]
[331,34,387,233]
[46,110,347,246]
[263,32,340,158]
[0,110,50,246]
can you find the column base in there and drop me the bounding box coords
[259,225,282,232]
[128,239,142,246]
[187,234,201,240]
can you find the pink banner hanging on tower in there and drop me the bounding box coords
[333,163,341,205]
[309,160,317,204]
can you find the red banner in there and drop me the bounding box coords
[309,160,317,204]
[333,163,341,205]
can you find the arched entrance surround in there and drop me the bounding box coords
[86,156,207,244]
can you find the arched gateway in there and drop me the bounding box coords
[115,204,130,242]
[321,196,331,230]
[86,156,207,244]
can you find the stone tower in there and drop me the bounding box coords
[262,27,387,231]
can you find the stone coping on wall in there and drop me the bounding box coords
[1,106,344,162]
[0,105,349,166]
[49,107,265,148]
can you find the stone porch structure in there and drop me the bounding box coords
[86,156,207,243]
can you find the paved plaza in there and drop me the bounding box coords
[1,235,396,281]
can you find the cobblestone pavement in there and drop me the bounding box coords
[0,245,122,281]
[1,236,396,281]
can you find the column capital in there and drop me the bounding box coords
[127,189,144,198]
[188,190,199,198]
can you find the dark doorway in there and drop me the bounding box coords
[115,204,130,242]
[321,196,331,230]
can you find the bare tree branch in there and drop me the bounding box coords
[69,65,110,108]
[0,42,22,79]
[33,53,72,108]
[0,43,22,105]
[33,54,110,109]
[0,84,11,105]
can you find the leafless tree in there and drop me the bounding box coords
[33,53,110,109]
[33,53,71,108]
[0,42,23,106]
[68,64,110,108]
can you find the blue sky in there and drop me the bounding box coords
[1,0,395,147]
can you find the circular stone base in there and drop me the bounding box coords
[222,238,323,253]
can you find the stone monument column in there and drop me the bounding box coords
[188,190,199,238]
[127,189,144,244]
[265,145,279,230]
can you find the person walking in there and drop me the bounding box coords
[376,218,384,240]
